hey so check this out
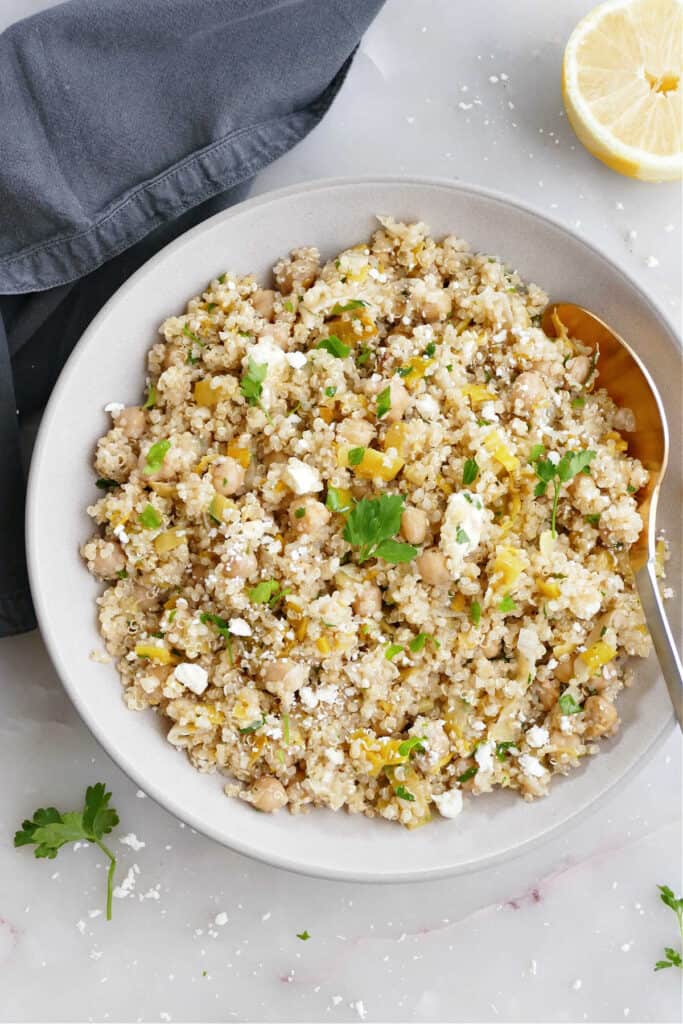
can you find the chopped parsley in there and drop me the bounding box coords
[199,612,233,664]
[14,783,119,920]
[397,365,414,378]
[497,594,517,613]
[376,386,392,419]
[355,346,372,367]
[558,691,582,715]
[394,785,415,802]
[457,765,478,783]
[463,458,479,486]
[423,342,436,358]
[409,633,440,653]
[217,273,227,284]
[316,335,350,359]
[116,569,128,580]
[456,526,470,545]
[143,383,157,409]
[585,513,601,525]
[385,643,404,661]
[343,494,418,565]
[240,358,271,422]
[530,448,597,537]
[330,299,366,315]
[143,438,171,475]
[348,446,366,466]
[96,477,118,490]
[283,300,294,313]
[495,741,516,761]
[296,930,311,941]
[239,716,266,735]
[182,323,204,347]
[627,484,637,494]
[324,386,337,397]
[571,396,586,409]
[249,580,290,607]
[294,507,306,519]
[397,736,426,757]
[139,504,162,529]
[470,600,482,626]
[282,714,290,745]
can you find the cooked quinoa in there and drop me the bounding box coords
[82,217,652,826]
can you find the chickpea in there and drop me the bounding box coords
[338,418,375,447]
[384,378,410,423]
[289,497,330,536]
[416,549,450,587]
[211,456,245,496]
[535,677,560,711]
[554,658,574,684]
[583,695,618,738]
[262,658,308,706]
[249,776,288,813]
[401,507,428,545]
[91,540,126,579]
[353,582,382,617]
[274,247,319,293]
[132,584,159,611]
[115,406,146,439]
[251,288,276,321]
[224,551,258,579]
[565,354,592,387]
[510,371,547,414]
[482,633,502,659]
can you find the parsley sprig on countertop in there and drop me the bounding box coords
[655,885,683,971]
[343,494,417,565]
[14,783,120,920]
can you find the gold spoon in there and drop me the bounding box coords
[542,302,682,726]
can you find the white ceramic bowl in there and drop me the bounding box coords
[27,177,680,881]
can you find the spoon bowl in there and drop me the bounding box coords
[542,302,682,725]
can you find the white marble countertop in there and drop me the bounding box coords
[1,2,681,1021]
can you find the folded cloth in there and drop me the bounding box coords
[0,0,383,636]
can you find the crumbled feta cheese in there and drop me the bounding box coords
[283,457,323,495]
[247,337,287,374]
[229,617,252,637]
[105,402,125,414]
[299,686,318,710]
[415,394,439,418]
[474,742,494,774]
[547,451,560,465]
[432,787,463,819]
[326,748,344,765]
[518,626,544,666]
[440,490,487,575]
[560,715,573,734]
[286,351,307,370]
[173,663,209,695]
[519,753,546,778]
[112,523,130,545]
[525,725,549,749]
[316,685,339,704]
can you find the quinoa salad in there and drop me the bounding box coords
[82,217,652,827]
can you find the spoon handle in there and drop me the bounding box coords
[636,560,683,727]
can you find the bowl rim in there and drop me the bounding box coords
[26,174,678,882]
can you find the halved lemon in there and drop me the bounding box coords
[562,0,682,181]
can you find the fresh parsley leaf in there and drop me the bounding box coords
[397,736,426,757]
[296,930,311,941]
[200,612,234,665]
[394,785,416,802]
[239,716,266,735]
[347,446,366,467]
[324,386,337,397]
[96,478,118,490]
[249,580,280,604]
[409,633,440,653]
[529,443,546,463]
[316,335,349,359]
[343,494,417,564]
[627,484,637,494]
[457,765,478,783]
[373,539,418,563]
[558,691,582,715]
[655,885,683,972]
[463,458,479,486]
[495,741,516,761]
[385,643,404,661]
[456,526,470,545]
[143,439,171,476]
[217,273,227,284]
[143,383,157,409]
[557,449,596,482]
[497,594,517,613]
[376,386,392,419]
[14,784,119,920]
[397,366,414,378]
[470,600,482,626]
[139,504,162,529]
[182,323,204,347]
[330,299,366,314]
[530,447,596,537]
[326,486,353,514]
[284,300,294,313]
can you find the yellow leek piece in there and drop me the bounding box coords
[484,430,519,473]
[338,445,404,481]
[580,641,617,676]
[493,546,525,589]
[154,529,185,555]
[135,644,177,665]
